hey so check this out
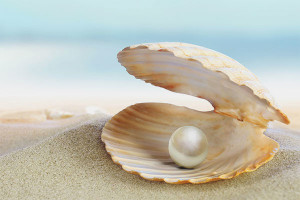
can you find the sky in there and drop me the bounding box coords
[0,0,300,39]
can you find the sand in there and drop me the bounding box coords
[0,110,299,200]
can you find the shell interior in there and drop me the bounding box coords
[102,103,279,184]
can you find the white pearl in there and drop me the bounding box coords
[168,126,208,168]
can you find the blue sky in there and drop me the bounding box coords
[0,0,300,38]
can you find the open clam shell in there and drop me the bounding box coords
[102,42,288,184]
[102,103,279,184]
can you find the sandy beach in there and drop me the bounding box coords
[0,98,299,200]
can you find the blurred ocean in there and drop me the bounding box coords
[0,37,299,107]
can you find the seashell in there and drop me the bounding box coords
[102,42,289,184]
[45,109,73,120]
[102,103,279,184]
[117,42,289,127]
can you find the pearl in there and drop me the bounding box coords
[168,126,208,168]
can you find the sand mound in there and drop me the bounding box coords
[0,110,106,156]
[0,114,299,200]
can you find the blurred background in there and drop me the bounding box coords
[0,0,299,126]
